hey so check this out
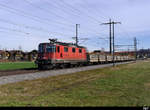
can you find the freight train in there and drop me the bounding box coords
[35,39,135,70]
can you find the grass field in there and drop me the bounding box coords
[0,60,150,106]
[0,62,37,70]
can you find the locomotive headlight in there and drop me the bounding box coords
[42,57,47,59]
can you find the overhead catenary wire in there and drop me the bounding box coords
[0,26,30,35]
[0,0,132,52]
[0,18,76,39]
[42,0,85,21]
[0,2,76,31]
[80,0,108,20]
[0,26,75,43]
[42,0,107,35]
[23,0,75,27]
[43,0,105,24]
[14,0,109,37]
[0,18,74,37]
[0,0,108,39]
[78,35,109,46]
[59,0,103,24]
[0,30,28,36]
[0,18,49,32]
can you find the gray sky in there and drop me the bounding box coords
[0,0,149,52]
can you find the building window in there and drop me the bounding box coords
[79,49,82,53]
[64,47,68,52]
[72,48,76,53]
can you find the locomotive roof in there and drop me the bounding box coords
[40,42,86,49]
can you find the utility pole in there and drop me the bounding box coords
[101,19,112,54]
[101,20,121,67]
[134,37,137,60]
[112,21,121,67]
[76,24,80,46]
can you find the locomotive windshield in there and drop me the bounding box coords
[38,44,44,53]
[38,44,56,53]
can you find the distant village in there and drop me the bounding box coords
[0,50,38,62]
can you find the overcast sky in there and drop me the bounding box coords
[0,0,149,52]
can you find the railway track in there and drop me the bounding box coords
[0,68,40,77]
[0,61,135,85]
[0,61,135,77]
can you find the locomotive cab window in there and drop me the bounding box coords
[64,47,68,52]
[79,49,82,53]
[72,48,76,53]
[38,44,44,53]
[57,46,60,53]
[46,45,56,52]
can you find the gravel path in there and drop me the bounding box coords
[0,61,134,85]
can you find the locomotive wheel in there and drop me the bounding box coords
[69,64,74,68]
[79,63,83,67]
[60,64,65,69]
[38,64,43,70]
[42,65,48,70]
[67,64,72,68]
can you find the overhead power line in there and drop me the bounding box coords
[101,19,112,54]
[0,18,73,36]
[134,37,138,60]
[42,0,84,21]
[101,19,121,66]
[81,0,108,20]
[23,0,109,38]
[112,21,121,66]
[0,2,75,31]
[23,0,75,27]
[0,26,30,35]
[43,0,107,35]
[0,18,50,33]
[59,0,102,24]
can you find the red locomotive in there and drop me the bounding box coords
[36,39,88,69]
